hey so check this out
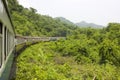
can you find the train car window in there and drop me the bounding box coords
[0,37,2,67]
[4,27,7,60]
[0,23,2,67]
[7,30,9,55]
[7,30,10,55]
[0,23,2,34]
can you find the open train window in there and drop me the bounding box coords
[0,23,2,34]
[4,27,7,60]
[0,23,2,67]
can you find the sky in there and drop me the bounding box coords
[18,0,120,26]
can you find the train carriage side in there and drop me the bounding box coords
[0,0,15,79]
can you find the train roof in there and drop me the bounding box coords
[2,0,15,34]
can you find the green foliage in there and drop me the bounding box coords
[99,39,120,65]
[16,43,71,80]
[106,23,120,41]
[15,42,120,80]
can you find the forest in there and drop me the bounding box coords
[8,0,120,80]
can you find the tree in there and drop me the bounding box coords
[99,39,120,66]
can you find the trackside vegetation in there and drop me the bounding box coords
[15,37,120,80]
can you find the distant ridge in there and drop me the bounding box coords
[76,21,104,28]
[54,17,104,28]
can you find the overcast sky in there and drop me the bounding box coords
[18,0,120,26]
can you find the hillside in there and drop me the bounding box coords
[8,0,106,37]
[54,17,75,26]
[8,0,76,37]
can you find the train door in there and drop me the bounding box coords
[0,23,2,68]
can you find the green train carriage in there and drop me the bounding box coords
[0,0,15,79]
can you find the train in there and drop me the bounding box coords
[0,0,66,79]
[16,35,66,45]
[15,36,66,58]
[0,0,15,79]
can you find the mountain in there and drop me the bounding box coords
[76,21,104,28]
[54,17,75,25]
[55,18,104,28]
